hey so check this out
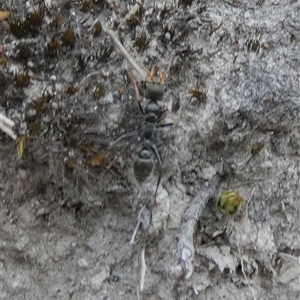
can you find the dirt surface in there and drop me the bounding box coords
[1,0,300,299]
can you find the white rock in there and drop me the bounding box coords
[77,258,89,268]
[91,265,110,291]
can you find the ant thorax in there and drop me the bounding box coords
[141,122,155,139]
[145,100,162,119]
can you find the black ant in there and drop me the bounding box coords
[100,65,173,205]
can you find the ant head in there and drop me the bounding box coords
[144,81,166,101]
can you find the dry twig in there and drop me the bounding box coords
[120,1,142,27]
[237,244,257,300]
[170,174,221,281]
[279,252,300,265]
[235,187,257,300]
[129,205,146,245]
[0,113,17,140]
[140,246,146,291]
[107,29,147,80]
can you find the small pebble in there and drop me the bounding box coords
[77,258,89,268]
[27,109,36,117]
[91,264,110,291]
[51,102,58,109]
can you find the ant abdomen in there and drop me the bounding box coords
[134,149,154,183]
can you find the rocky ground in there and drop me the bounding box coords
[0,0,299,299]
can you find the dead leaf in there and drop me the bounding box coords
[88,152,107,166]
[0,11,10,22]
[16,135,26,159]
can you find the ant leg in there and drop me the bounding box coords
[138,102,145,116]
[157,109,168,123]
[149,144,163,206]
[157,109,173,127]
[89,131,139,167]
[108,130,139,150]
[156,123,173,129]
[153,171,162,207]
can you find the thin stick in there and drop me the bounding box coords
[120,1,142,26]
[0,122,17,140]
[107,30,147,80]
[0,113,17,140]
[132,49,150,75]
[80,71,102,86]
[237,243,257,300]
[236,187,257,300]
[244,187,255,223]
[279,252,300,265]
[0,113,14,127]
[140,246,146,292]
[129,205,146,245]
[127,70,142,103]
[166,50,175,77]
